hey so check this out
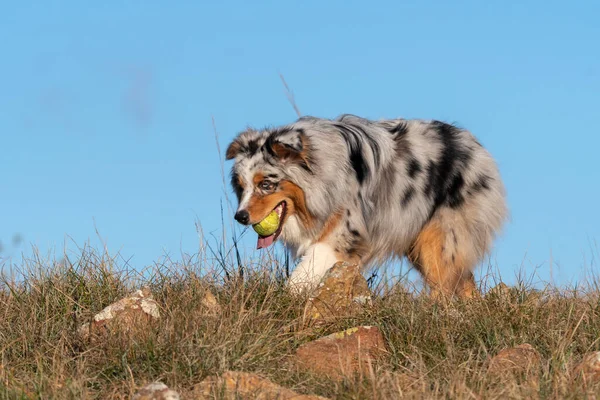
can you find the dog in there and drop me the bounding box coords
[226,114,507,297]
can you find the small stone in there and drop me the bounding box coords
[485,284,547,307]
[485,282,512,299]
[77,288,160,340]
[201,290,221,314]
[193,371,328,400]
[377,371,422,395]
[304,262,372,325]
[294,326,387,380]
[488,344,541,377]
[573,351,600,384]
[132,382,180,400]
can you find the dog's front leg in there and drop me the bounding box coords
[287,242,340,293]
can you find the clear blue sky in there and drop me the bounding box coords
[1,1,598,287]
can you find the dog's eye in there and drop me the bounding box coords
[259,181,276,191]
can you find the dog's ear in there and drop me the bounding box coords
[225,139,241,160]
[267,129,311,170]
[226,129,261,160]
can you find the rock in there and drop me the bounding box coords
[133,382,180,400]
[485,283,546,307]
[294,326,387,380]
[201,290,221,314]
[487,344,541,377]
[77,287,160,340]
[304,262,372,324]
[485,282,512,299]
[377,371,422,396]
[522,289,546,307]
[573,351,600,384]
[193,371,328,400]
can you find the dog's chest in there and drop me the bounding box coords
[279,215,313,258]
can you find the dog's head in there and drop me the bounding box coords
[226,126,314,248]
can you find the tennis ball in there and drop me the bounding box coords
[253,210,280,236]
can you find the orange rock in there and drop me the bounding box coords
[488,344,541,377]
[485,282,512,299]
[77,288,160,341]
[573,351,600,384]
[200,290,221,314]
[193,371,328,400]
[294,326,387,379]
[304,262,371,325]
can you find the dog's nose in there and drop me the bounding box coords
[234,210,250,225]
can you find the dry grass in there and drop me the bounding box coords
[1,243,600,399]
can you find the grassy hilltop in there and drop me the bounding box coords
[1,242,600,399]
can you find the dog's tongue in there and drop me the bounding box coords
[257,234,275,249]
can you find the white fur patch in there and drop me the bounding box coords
[287,242,340,293]
[279,215,311,258]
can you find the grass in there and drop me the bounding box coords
[1,242,600,399]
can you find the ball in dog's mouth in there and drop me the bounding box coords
[255,202,286,249]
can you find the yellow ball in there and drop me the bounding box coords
[252,210,280,236]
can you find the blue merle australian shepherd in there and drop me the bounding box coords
[226,115,507,298]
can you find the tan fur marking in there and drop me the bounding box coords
[269,133,312,171]
[237,174,245,190]
[408,220,478,299]
[335,250,362,265]
[449,251,477,299]
[252,173,265,186]
[245,179,316,229]
[298,134,313,170]
[317,210,343,241]
[270,142,295,160]
[225,140,241,160]
[279,180,316,229]
[247,193,287,224]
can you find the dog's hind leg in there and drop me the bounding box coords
[408,210,481,299]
